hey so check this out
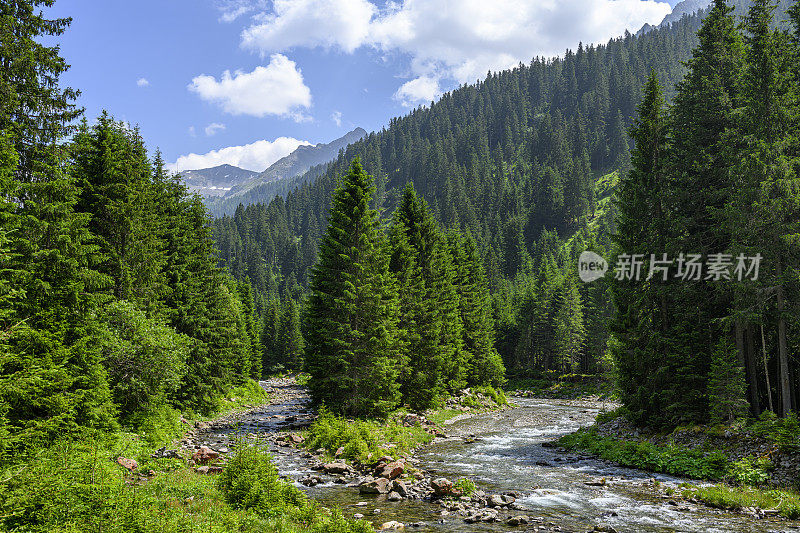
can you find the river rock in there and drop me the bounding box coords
[379,521,404,530]
[431,477,459,497]
[353,513,364,519]
[360,477,392,494]
[489,494,515,507]
[593,526,619,533]
[288,433,304,444]
[507,515,529,526]
[151,447,181,459]
[323,462,351,475]
[116,457,138,471]
[387,491,403,501]
[377,461,404,479]
[192,446,220,464]
[392,479,408,497]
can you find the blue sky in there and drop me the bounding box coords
[49,0,680,172]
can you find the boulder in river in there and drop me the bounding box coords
[379,521,404,530]
[489,494,515,507]
[360,477,392,494]
[507,515,529,526]
[431,477,461,497]
[376,461,404,479]
[323,462,351,475]
[392,479,408,497]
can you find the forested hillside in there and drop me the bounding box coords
[212,6,709,378]
[214,0,800,427]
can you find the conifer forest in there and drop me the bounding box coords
[2,0,800,531]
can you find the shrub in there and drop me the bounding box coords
[453,477,477,496]
[304,408,431,463]
[558,430,730,480]
[727,457,772,486]
[218,442,306,516]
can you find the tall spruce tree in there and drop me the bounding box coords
[611,72,671,424]
[304,160,401,417]
[0,0,116,450]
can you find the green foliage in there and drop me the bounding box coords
[472,385,508,406]
[97,300,190,421]
[749,411,800,451]
[217,442,307,517]
[0,436,372,533]
[304,408,432,464]
[726,457,772,485]
[304,160,401,418]
[558,430,731,480]
[686,485,800,519]
[453,477,477,497]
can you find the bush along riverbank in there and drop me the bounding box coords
[556,411,800,519]
[0,379,369,533]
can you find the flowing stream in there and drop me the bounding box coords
[203,382,800,532]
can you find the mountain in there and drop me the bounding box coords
[205,127,368,215]
[178,164,258,198]
[638,0,711,36]
[233,127,367,197]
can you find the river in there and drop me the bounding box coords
[200,381,800,532]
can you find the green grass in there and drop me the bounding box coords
[0,438,372,533]
[303,408,433,464]
[684,485,800,519]
[426,408,463,425]
[558,429,731,480]
[0,380,374,533]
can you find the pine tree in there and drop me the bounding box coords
[304,160,401,417]
[449,232,505,387]
[611,72,671,425]
[280,299,304,371]
[708,339,749,423]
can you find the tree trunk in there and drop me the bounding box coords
[777,284,792,415]
[746,323,761,414]
[761,323,774,413]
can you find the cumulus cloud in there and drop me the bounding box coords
[205,122,226,136]
[188,54,312,120]
[238,0,671,106]
[188,126,197,137]
[331,110,343,126]
[394,76,440,107]
[169,137,312,173]
[242,0,376,54]
[136,77,150,87]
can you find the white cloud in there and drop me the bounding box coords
[136,77,150,87]
[188,126,197,137]
[394,76,439,107]
[242,0,376,54]
[205,122,226,136]
[188,54,312,120]
[238,0,671,104]
[331,110,342,126]
[216,0,268,22]
[169,137,313,173]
